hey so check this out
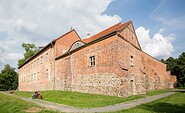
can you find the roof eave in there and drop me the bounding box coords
[55,31,117,60]
[18,40,56,69]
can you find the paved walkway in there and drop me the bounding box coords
[1,92,176,112]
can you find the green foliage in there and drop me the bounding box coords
[164,57,177,72]
[18,43,39,67]
[0,64,18,91]
[163,52,185,87]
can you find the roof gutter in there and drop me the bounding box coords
[18,39,56,69]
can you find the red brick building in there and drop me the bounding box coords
[18,21,176,97]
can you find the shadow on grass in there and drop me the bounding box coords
[140,102,185,113]
[173,89,185,93]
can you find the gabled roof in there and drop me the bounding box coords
[56,21,133,59]
[18,29,78,69]
[82,21,131,44]
[55,29,81,41]
[19,20,141,68]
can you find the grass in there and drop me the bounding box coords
[145,89,174,96]
[14,89,174,108]
[0,93,59,113]
[114,91,185,113]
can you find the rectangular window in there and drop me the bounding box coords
[46,69,49,78]
[37,72,40,80]
[26,75,28,82]
[29,75,30,82]
[34,73,36,81]
[46,53,48,62]
[130,55,134,67]
[41,56,43,64]
[31,62,33,69]
[90,56,95,66]
[37,58,39,66]
[31,74,33,81]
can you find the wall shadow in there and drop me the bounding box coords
[172,89,185,93]
[140,102,185,113]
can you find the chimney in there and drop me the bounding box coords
[87,33,90,38]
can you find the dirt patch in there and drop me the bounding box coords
[25,107,43,113]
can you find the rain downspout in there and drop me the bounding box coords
[52,41,56,90]
[69,52,73,91]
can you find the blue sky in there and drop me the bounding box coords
[0,0,185,71]
[106,0,185,57]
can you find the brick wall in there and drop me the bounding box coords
[19,22,176,97]
[55,34,147,97]
[141,52,176,90]
[18,46,55,91]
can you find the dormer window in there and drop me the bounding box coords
[69,41,85,52]
[76,43,79,47]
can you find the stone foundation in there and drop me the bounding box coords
[72,73,146,97]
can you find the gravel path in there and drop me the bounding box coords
[1,91,176,112]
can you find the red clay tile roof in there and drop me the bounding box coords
[82,21,131,44]
[117,20,131,31]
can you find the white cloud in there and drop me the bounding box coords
[136,26,174,59]
[158,28,165,34]
[0,0,121,71]
[155,17,185,29]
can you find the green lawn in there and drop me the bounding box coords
[0,93,58,113]
[115,91,185,113]
[14,89,174,108]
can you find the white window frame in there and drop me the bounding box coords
[90,56,95,66]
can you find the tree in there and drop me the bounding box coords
[176,52,185,87]
[164,57,177,73]
[18,43,39,67]
[163,52,185,87]
[0,64,18,91]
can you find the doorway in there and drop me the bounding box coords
[130,80,135,95]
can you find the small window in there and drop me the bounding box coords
[34,73,36,81]
[28,75,30,81]
[46,53,48,62]
[31,74,33,81]
[31,62,33,69]
[37,58,39,66]
[37,72,40,80]
[46,69,49,78]
[90,56,95,66]
[130,55,134,67]
[40,56,43,64]
[76,43,79,47]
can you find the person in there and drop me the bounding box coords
[36,91,40,97]
[32,91,40,99]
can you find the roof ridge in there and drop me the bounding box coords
[55,29,76,41]
[82,22,122,43]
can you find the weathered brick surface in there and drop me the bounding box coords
[19,21,176,97]
[18,47,55,91]
[18,30,80,91]
[55,34,146,97]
